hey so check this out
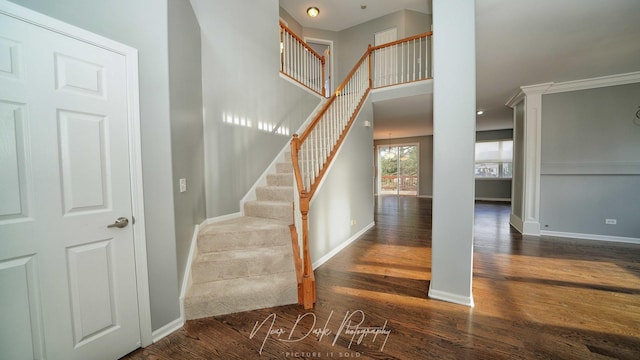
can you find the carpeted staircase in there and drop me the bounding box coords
[183,154,299,320]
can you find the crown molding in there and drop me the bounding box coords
[505,71,640,107]
[545,71,640,94]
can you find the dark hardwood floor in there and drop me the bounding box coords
[122,197,640,359]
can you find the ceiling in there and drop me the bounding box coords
[279,0,431,32]
[280,0,640,139]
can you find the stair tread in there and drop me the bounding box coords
[245,200,292,206]
[195,244,292,262]
[257,185,293,190]
[186,271,297,299]
[198,216,291,253]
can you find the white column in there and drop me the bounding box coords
[428,0,476,307]
[519,84,551,235]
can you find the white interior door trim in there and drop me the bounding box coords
[0,0,152,347]
[304,37,334,96]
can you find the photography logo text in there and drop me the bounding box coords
[249,310,391,356]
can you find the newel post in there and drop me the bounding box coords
[299,190,315,309]
[290,134,316,309]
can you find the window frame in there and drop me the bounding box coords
[474,139,513,180]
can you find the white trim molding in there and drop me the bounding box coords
[199,212,242,227]
[178,225,200,324]
[506,72,640,238]
[0,0,153,346]
[151,317,184,344]
[312,222,375,269]
[544,71,640,94]
[510,213,524,233]
[428,286,474,307]
[540,230,640,245]
[518,83,551,236]
[475,197,511,202]
[304,37,335,96]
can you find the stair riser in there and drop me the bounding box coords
[276,162,293,173]
[244,202,293,223]
[198,228,290,253]
[256,187,294,202]
[267,173,293,186]
[192,253,294,284]
[184,271,298,320]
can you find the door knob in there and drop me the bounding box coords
[107,217,129,229]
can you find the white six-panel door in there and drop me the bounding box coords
[0,9,141,360]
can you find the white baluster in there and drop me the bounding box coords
[419,37,422,79]
[412,39,416,81]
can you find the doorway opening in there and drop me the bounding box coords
[377,144,419,195]
[305,37,333,96]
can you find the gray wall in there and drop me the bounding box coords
[309,99,375,263]
[191,0,321,217]
[374,136,434,197]
[168,0,206,292]
[475,129,513,201]
[9,0,182,331]
[278,6,302,35]
[540,83,640,238]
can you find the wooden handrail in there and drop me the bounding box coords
[280,21,325,61]
[298,49,371,143]
[280,21,325,96]
[370,31,432,51]
[290,31,432,309]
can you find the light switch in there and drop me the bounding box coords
[179,178,187,193]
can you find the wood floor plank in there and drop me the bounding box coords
[122,197,640,359]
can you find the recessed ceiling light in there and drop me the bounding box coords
[307,7,320,17]
[476,110,484,115]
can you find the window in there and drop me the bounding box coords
[378,144,418,195]
[475,140,513,178]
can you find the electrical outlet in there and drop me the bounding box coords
[350,219,357,226]
[179,178,187,193]
[605,218,617,225]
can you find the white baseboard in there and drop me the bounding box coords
[151,317,184,343]
[427,285,474,307]
[417,195,433,199]
[200,212,242,227]
[179,224,200,322]
[312,221,375,269]
[522,220,541,236]
[509,213,523,233]
[540,230,640,245]
[475,197,511,202]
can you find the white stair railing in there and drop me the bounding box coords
[280,21,325,96]
[372,32,432,88]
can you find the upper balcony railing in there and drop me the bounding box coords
[371,32,432,88]
[280,21,326,97]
